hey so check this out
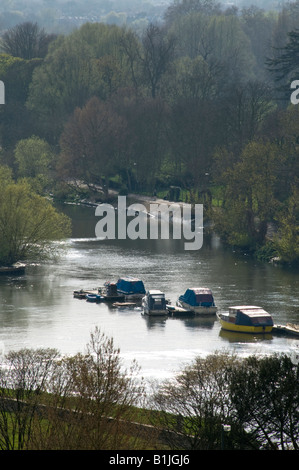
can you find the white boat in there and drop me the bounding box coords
[142,290,168,316]
[177,287,217,315]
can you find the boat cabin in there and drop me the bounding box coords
[146,290,167,311]
[104,281,118,296]
[228,306,274,327]
[179,288,215,307]
[116,277,146,295]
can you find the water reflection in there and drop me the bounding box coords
[0,203,298,381]
[219,329,273,344]
[141,314,168,330]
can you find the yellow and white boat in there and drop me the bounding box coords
[217,305,274,334]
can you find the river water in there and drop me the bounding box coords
[0,203,298,383]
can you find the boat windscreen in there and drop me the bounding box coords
[195,294,213,303]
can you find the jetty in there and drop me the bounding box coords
[73,288,98,299]
[273,323,299,338]
[166,305,194,316]
[112,302,137,308]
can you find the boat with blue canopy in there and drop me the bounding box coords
[176,287,217,315]
[116,277,146,300]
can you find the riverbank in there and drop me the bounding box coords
[55,183,299,268]
[0,263,26,275]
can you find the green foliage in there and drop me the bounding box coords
[0,6,298,262]
[168,10,255,82]
[229,354,299,449]
[0,347,60,450]
[255,240,278,262]
[26,35,100,139]
[267,29,299,96]
[58,96,128,197]
[0,53,23,75]
[26,23,140,141]
[14,135,54,180]
[0,164,13,186]
[152,352,299,450]
[274,184,299,265]
[0,177,71,266]
[0,53,42,149]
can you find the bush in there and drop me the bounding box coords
[150,352,299,450]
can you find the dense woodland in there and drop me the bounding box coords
[0,0,299,265]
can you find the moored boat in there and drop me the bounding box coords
[100,281,125,301]
[217,305,274,334]
[116,277,146,300]
[177,287,217,315]
[86,293,103,302]
[142,290,168,316]
[73,289,87,299]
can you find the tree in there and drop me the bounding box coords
[14,136,54,192]
[167,11,255,85]
[164,0,222,26]
[1,21,56,59]
[220,80,275,155]
[167,96,222,195]
[119,95,168,191]
[213,140,281,249]
[140,23,176,98]
[274,184,299,265]
[0,164,13,186]
[240,6,276,79]
[260,105,299,200]
[0,348,60,450]
[267,29,299,99]
[27,35,100,143]
[58,96,128,198]
[96,56,123,99]
[39,327,146,450]
[163,55,221,102]
[0,53,42,150]
[151,352,238,450]
[118,28,143,93]
[0,178,71,266]
[0,328,148,450]
[206,14,255,84]
[229,354,299,450]
[26,23,139,143]
[151,353,299,450]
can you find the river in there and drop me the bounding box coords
[0,203,298,383]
